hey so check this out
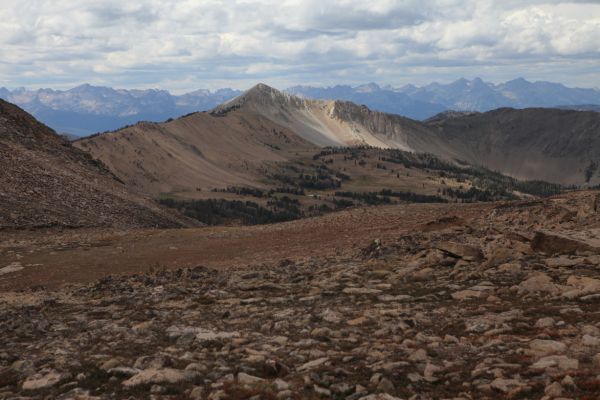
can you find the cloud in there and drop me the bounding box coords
[0,0,598,90]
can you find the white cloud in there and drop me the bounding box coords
[0,0,598,90]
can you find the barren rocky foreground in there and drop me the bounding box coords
[3,191,600,399]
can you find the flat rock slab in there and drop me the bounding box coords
[531,231,600,255]
[436,242,483,260]
[0,263,24,276]
[22,370,69,391]
[122,368,192,387]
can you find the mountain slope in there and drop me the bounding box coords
[287,83,446,120]
[214,83,442,152]
[77,84,600,193]
[0,99,192,229]
[425,108,600,185]
[75,84,449,197]
[75,102,319,195]
[557,104,600,112]
[234,86,600,185]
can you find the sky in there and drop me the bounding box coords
[0,0,599,92]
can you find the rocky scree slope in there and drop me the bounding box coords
[3,191,600,398]
[213,84,438,151]
[0,99,192,230]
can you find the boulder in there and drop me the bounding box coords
[498,262,522,275]
[531,355,579,371]
[544,382,564,397]
[0,262,24,276]
[545,256,578,268]
[166,326,240,343]
[436,242,483,261]
[531,231,600,255]
[359,395,403,400]
[518,273,559,295]
[529,340,567,356]
[297,357,328,371]
[581,335,600,346]
[22,370,69,391]
[562,275,600,299]
[451,290,486,300]
[342,287,382,295]
[408,349,428,362]
[490,378,526,393]
[534,317,556,328]
[237,372,264,385]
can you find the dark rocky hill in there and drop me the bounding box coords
[0,99,194,230]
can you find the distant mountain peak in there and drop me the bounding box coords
[502,77,533,90]
[246,83,280,96]
[356,82,381,93]
[212,83,296,115]
[469,77,487,87]
[70,83,97,91]
[0,85,243,135]
[510,77,529,83]
[453,78,469,85]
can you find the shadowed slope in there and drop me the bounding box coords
[0,99,193,229]
[426,108,600,185]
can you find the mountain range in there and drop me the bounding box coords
[0,85,242,137]
[2,78,599,136]
[2,82,600,230]
[75,83,600,187]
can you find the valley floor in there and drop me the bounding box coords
[2,192,600,399]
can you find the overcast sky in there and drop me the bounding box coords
[0,0,599,92]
